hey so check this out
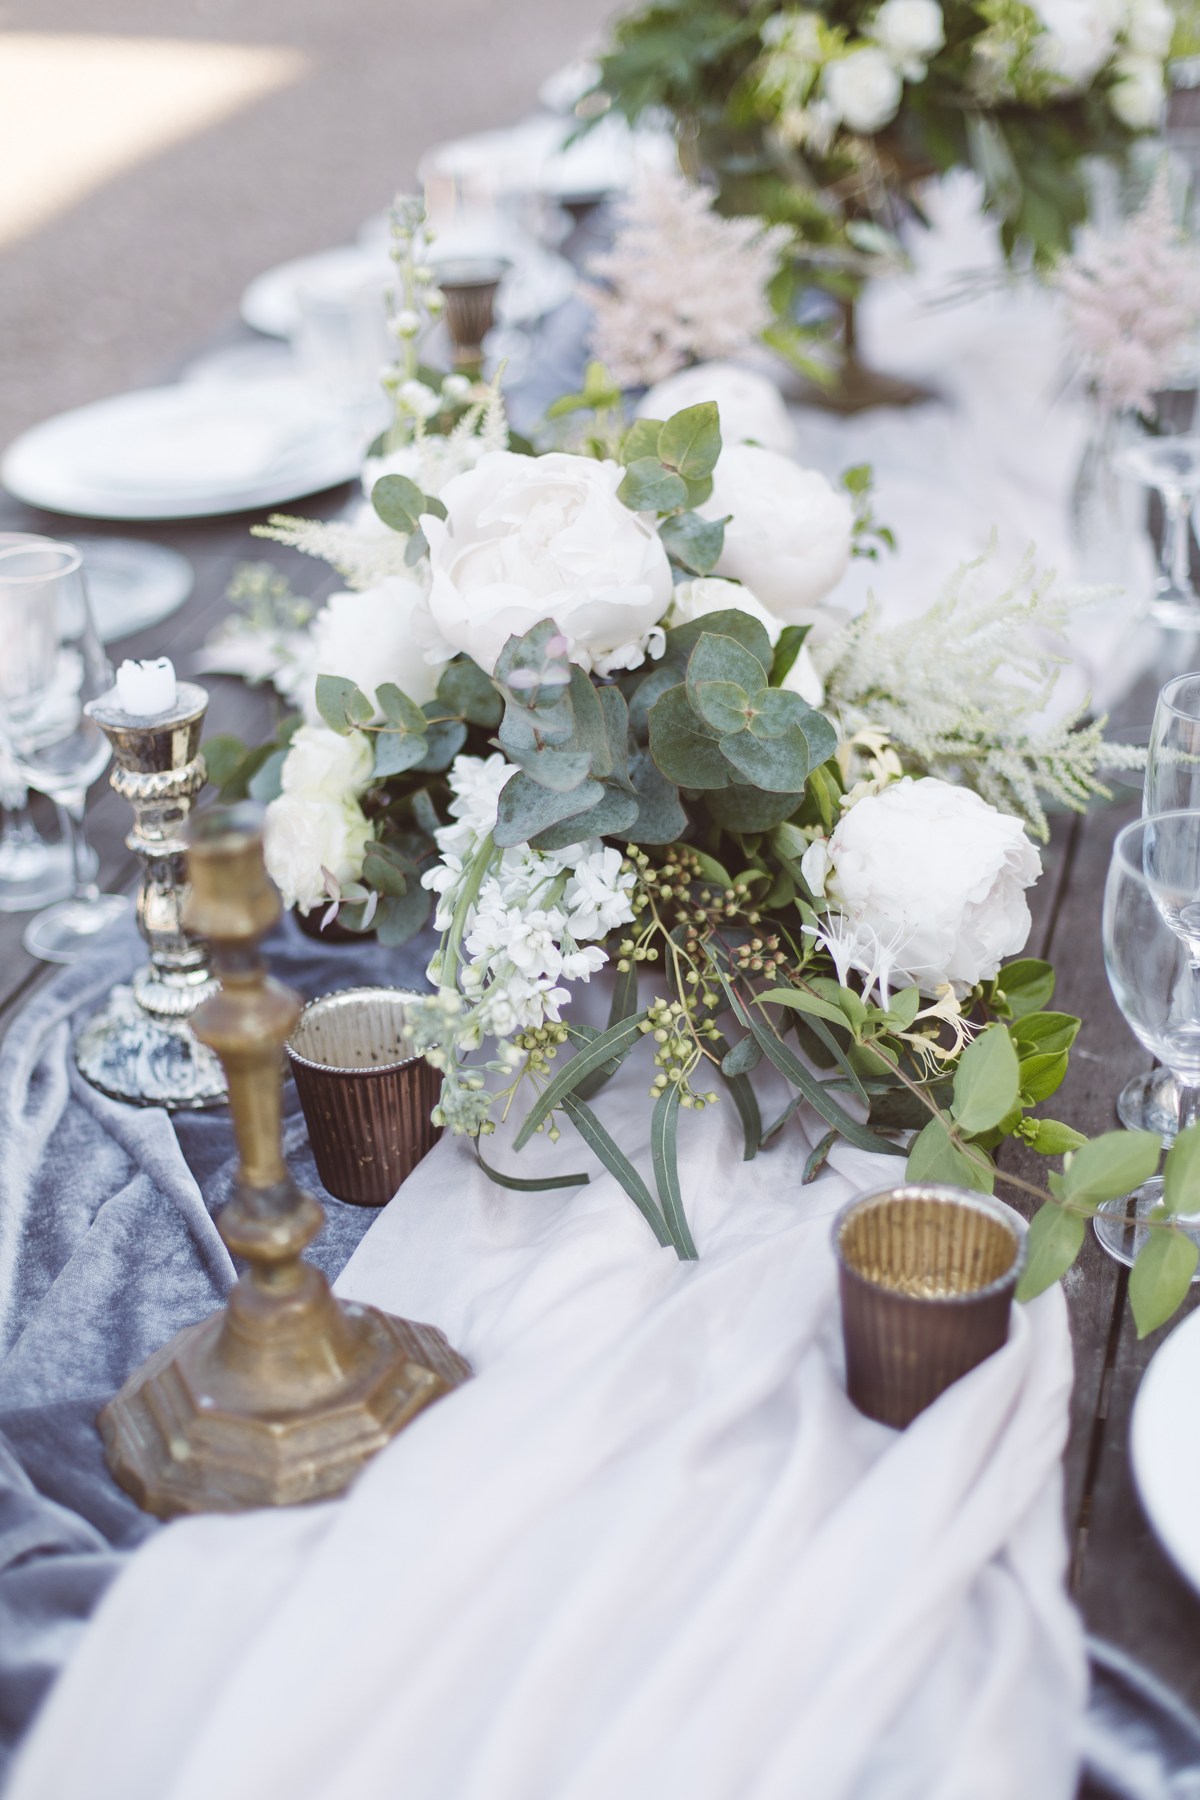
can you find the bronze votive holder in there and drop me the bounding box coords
[436,256,509,372]
[833,1184,1028,1429]
[287,987,443,1206]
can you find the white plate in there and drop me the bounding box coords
[74,538,193,644]
[2,382,362,521]
[1130,1304,1200,1594]
[241,237,574,340]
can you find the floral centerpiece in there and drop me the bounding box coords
[585,0,1181,400]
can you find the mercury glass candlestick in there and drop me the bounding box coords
[74,679,226,1110]
[98,805,471,1517]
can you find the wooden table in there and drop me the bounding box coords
[2,464,1198,1713]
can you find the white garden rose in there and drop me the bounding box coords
[669,577,825,706]
[870,0,945,77]
[824,47,904,134]
[1030,0,1122,86]
[697,444,853,619]
[638,362,796,456]
[800,777,1041,994]
[279,725,373,803]
[422,450,674,675]
[1108,52,1166,128]
[1124,0,1173,59]
[284,578,447,721]
[264,792,371,915]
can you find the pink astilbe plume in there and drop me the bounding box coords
[583,168,792,386]
[1056,170,1200,415]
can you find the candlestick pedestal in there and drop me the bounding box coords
[98,807,470,1517]
[75,681,225,1110]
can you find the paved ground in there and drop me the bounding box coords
[0,0,614,446]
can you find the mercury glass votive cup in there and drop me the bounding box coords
[833,1184,1028,1429]
[286,987,443,1206]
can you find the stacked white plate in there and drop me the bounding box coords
[1131,1306,1200,1595]
[2,379,362,521]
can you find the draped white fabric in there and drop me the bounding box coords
[8,1048,1086,1800]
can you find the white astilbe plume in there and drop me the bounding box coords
[1055,169,1200,416]
[814,546,1138,839]
[251,516,414,591]
[583,169,792,386]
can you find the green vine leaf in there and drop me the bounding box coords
[905,1116,994,1192]
[1163,1121,1200,1215]
[1015,1203,1086,1301]
[1130,1225,1200,1337]
[1060,1130,1160,1212]
[951,1024,1020,1135]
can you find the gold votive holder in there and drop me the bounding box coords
[287,987,443,1206]
[832,1184,1028,1429]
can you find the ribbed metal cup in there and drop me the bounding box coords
[286,987,442,1206]
[832,1184,1028,1429]
[437,257,508,369]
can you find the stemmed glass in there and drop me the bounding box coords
[1097,810,1200,1267]
[0,531,74,912]
[0,541,128,962]
[1118,375,1200,630]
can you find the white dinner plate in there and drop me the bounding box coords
[2,381,362,521]
[241,236,574,341]
[1130,1304,1200,1594]
[74,537,193,644]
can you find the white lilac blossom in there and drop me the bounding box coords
[800,776,1041,995]
[583,168,792,387]
[697,445,854,618]
[414,756,638,1133]
[637,362,796,456]
[1056,170,1200,417]
[422,450,674,675]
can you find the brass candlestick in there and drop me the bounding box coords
[98,805,471,1518]
[75,680,225,1110]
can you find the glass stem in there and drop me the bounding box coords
[58,792,99,904]
[1166,487,1195,593]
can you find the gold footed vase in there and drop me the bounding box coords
[99,805,470,1518]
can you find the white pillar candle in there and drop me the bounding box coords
[115,657,177,716]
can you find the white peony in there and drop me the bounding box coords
[824,47,904,134]
[870,0,945,77]
[668,577,825,706]
[800,777,1041,994]
[1030,0,1122,87]
[697,444,853,620]
[422,450,674,676]
[638,362,796,456]
[1124,0,1174,58]
[1108,51,1167,128]
[280,725,373,802]
[283,578,448,721]
[264,792,371,915]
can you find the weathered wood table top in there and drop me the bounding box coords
[2,450,1198,1712]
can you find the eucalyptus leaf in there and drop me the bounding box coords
[414,716,468,773]
[803,1129,837,1185]
[247,748,286,804]
[618,457,689,513]
[436,658,503,728]
[647,685,730,789]
[769,624,812,687]
[621,417,664,464]
[657,402,721,480]
[494,770,603,847]
[373,729,429,778]
[659,510,727,576]
[315,674,373,735]
[361,843,411,897]
[372,472,427,535]
[626,745,689,844]
[664,608,773,671]
[560,1094,672,1250]
[720,726,820,793]
[703,783,803,832]
[651,1084,698,1259]
[530,782,639,851]
[514,1011,650,1149]
[375,683,427,734]
[721,1034,762,1075]
[474,1144,590,1192]
[373,885,431,945]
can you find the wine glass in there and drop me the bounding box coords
[0,541,128,962]
[0,531,75,912]
[1097,810,1200,1268]
[1119,670,1200,1138]
[1118,370,1200,630]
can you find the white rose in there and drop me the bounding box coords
[697,444,853,620]
[871,0,945,77]
[669,577,825,706]
[288,578,447,722]
[1109,51,1166,128]
[263,792,371,915]
[805,777,1041,994]
[1124,0,1173,58]
[422,450,673,675]
[824,47,904,134]
[280,725,373,802]
[638,363,796,457]
[1031,0,1122,86]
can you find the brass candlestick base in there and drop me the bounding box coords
[76,680,225,1110]
[99,806,470,1518]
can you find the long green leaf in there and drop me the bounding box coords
[711,1033,761,1159]
[718,975,901,1157]
[560,1093,672,1249]
[651,1084,698,1259]
[572,963,643,1104]
[515,1012,648,1149]
[474,1145,590,1192]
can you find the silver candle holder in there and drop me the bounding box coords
[75,680,226,1110]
